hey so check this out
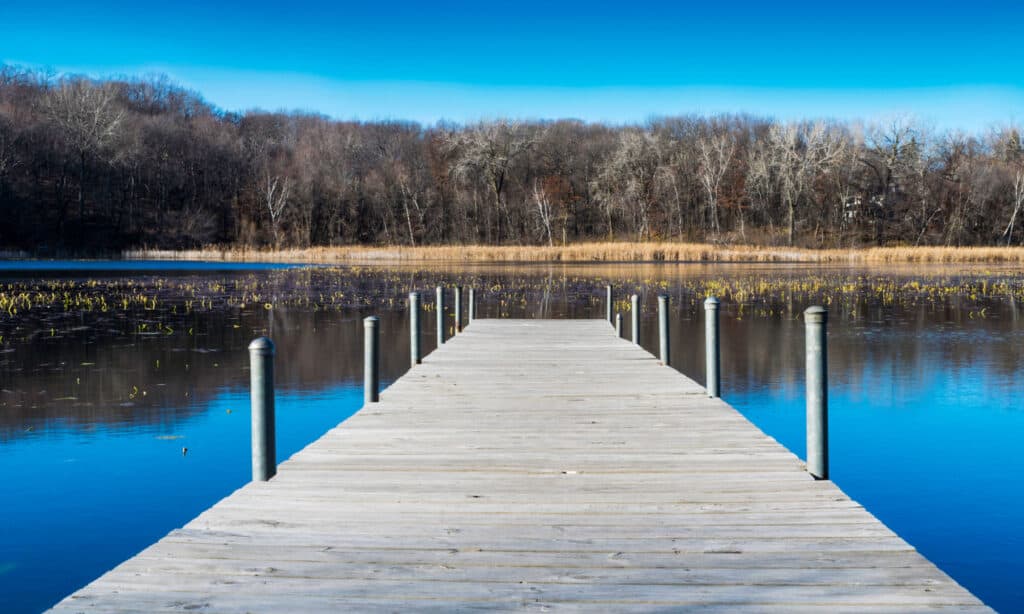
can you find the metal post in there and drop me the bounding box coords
[615,313,623,337]
[409,292,421,366]
[454,286,463,333]
[805,306,828,480]
[605,285,613,323]
[248,337,276,482]
[631,294,640,345]
[704,297,720,398]
[364,316,380,404]
[436,286,446,345]
[657,294,670,365]
[468,287,476,323]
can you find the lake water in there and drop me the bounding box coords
[1,261,1022,613]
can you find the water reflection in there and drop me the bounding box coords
[0,262,1022,612]
[0,308,423,441]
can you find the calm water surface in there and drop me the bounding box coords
[1,261,1021,612]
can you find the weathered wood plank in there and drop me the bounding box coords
[48,319,989,612]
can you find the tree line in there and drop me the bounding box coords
[1,65,1022,252]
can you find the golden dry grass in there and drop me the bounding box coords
[123,243,1024,264]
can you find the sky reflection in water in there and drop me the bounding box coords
[0,262,1021,612]
[4,385,365,613]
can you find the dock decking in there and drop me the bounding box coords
[51,319,989,612]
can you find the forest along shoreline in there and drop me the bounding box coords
[2,68,1024,254]
[121,243,1024,264]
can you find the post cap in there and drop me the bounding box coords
[658,293,669,301]
[409,291,420,299]
[364,316,380,326]
[704,296,720,308]
[248,336,275,354]
[804,306,828,323]
[631,293,639,300]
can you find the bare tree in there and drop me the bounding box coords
[242,112,297,246]
[745,137,776,239]
[44,77,126,228]
[532,178,558,246]
[1004,169,1024,245]
[591,130,661,240]
[263,174,290,247]
[824,126,862,243]
[770,121,846,245]
[445,120,538,242]
[996,128,1024,245]
[861,116,926,244]
[696,129,736,234]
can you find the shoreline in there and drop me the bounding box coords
[120,243,1024,264]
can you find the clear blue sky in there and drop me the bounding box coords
[3,0,1022,131]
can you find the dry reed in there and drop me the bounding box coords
[122,243,1024,264]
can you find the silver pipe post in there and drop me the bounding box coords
[364,316,380,404]
[409,292,421,366]
[705,296,720,398]
[657,294,670,365]
[468,287,476,323]
[631,294,640,345]
[248,337,276,482]
[605,285,613,323]
[454,286,463,333]
[436,286,446,345]
[805,306,828,480]
[615,312,623,337]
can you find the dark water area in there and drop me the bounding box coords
[1,262,1022,612]
[0,259,300,274]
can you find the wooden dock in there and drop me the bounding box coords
[52,319,989,612]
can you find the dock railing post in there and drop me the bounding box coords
[631,294,640,345]
[615,313,623,337]
[436,286,446,345]
[606,285,613,323]
[468,287,476,323]
[364,316,380,404]
[454,286,463,333]
[409,292,421,366]
[658,294,670,365]
[705,297,720,398]
[248,337,276,482]
[805,306,828,480]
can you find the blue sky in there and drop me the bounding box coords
[2,0,1022,130]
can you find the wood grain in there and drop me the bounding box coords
[49,319,989,612]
